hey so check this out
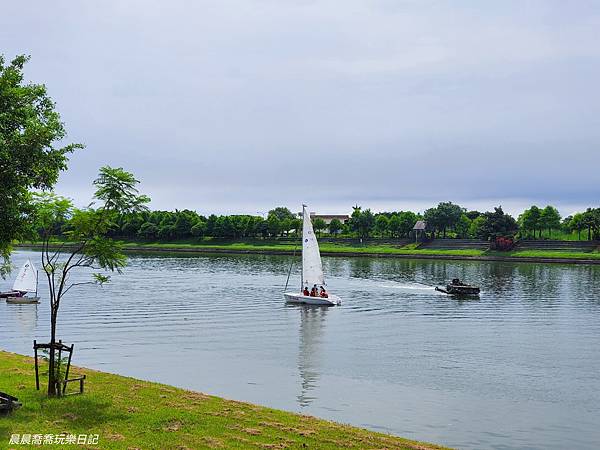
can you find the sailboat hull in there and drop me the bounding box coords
[6,296,40,304]
[284,292,341,306]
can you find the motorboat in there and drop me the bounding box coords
[435,278,480,296]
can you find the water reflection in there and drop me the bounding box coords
[4,303,39,335]
[295,305,328,408]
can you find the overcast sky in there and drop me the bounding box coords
[2,1,599,217]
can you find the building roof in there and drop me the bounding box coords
[413,220,427,230]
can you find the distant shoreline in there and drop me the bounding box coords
[16,243,600,265]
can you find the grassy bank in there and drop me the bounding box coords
[116,239,600,261]
[120,240,485,256]
[494,249,600,260]
[16,239,600,263]
[0,351,446,449]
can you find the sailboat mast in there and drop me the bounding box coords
[301,205,306,291]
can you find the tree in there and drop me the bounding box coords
[255,218,269,238]
[567,213,585,240]
[313,218,327,236]
[374,215,389,237]
[349,206,375,238]
[582,208,600,240]
[397,212,418,237]
[267,213,282,237]
[469,215,487,239]
[474,206,518,240]
[424,202,464,238]
[33,166,149,396]
[214,216,233,238]
[465,210,482,220]
[268,207,295,222]
[328,218,343,235]
[455,214,472,238]
[173,211,196,238]
[190,220,207,238]
[519,206,541,238]
[205,214,218,236]
[0,54,83,276]
[138,222,158,239]
[539,205,561,238]
[281,218,295,237]
[387,215,401,238]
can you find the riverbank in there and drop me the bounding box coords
[16,240,600,265]
[0,351,446,449]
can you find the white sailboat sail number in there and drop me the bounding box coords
[13,259,38,293]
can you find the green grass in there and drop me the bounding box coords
[118,240,600,260]
[18,238,600,261]
[497,250,600,260]
[0,351,447,450]
[116,240,486,257]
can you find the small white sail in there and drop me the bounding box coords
[302,206,325,288]
[12,259,38,293]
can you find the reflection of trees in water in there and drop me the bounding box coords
[347,257,377,279]
[481,262,516,287]
[572,266,600,309]
[513,264,563,304]
[322,257,346,278]
[296,306,328,408]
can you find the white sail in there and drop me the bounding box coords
[12,259,38,293]
[302,206,325,288]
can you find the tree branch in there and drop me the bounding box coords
[61,281,97,297]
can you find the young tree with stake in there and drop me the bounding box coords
[33,166,149,397]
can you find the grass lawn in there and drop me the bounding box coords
[17,239,600,261]
[0,351,447,449]
[499,250,600,260]
[117,240,486,257]
[118,241,600,260]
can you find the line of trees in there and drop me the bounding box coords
[40,202,600,243]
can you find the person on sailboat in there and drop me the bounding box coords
[310,285,318,297]
[319,286,328,298]
[303,287,310,296]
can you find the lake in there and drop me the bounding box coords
[1,250,599,449]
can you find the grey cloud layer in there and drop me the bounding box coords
[2,0,599,216]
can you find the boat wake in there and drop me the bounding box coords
[378,282,436,292]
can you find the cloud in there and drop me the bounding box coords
[2,0,599,217]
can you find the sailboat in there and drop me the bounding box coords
[1,259,40,304]
[284,205,341,306]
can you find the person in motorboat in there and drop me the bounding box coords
[310,285,318,297]
[319,286,328,298]
[303,287,310,297]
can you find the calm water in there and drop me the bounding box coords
[1,250,599,449]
